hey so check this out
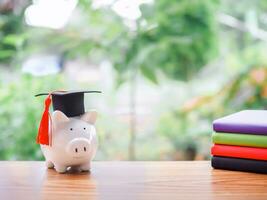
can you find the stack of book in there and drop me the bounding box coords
[211,110,267,174]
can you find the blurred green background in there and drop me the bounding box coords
[0,0,267,161]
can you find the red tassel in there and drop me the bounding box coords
[36,94,52,146]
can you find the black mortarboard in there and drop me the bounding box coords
[35,90,101,117]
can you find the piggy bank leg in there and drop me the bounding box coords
[69,166,82,173]
[54,164,67,173]
[46,161,54,169]
[80,162,91,172]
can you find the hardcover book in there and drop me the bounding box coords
[213,110,267,135]
[212,156,267,174]
[212,132,267,148]
[211,144,267,161]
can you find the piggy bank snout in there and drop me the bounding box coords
[66,138,91,157]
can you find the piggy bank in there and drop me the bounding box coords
[41,110,98,173]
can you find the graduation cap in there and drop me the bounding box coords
[35,90,101,146]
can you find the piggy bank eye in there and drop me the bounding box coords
[70,128,73,131]
[83,127,86,130]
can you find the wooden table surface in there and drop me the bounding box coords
[0,161,267,200]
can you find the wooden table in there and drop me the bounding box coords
[0,161,267,200]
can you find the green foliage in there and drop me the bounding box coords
[25,3,127,63]
[114,0,218,82]
[157,104,212,160]
[24,0,218,83]
[157,112,197,150]
[0,6,28,63]
[0,74,64,160]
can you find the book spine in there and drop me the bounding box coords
[211,156,267,174]
[213,123,267,135]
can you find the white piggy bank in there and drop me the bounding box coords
[41,110,98,173]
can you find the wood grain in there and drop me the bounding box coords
[0,161,266,200]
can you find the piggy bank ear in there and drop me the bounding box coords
[52,110,69,127]
[81,110,97,124]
